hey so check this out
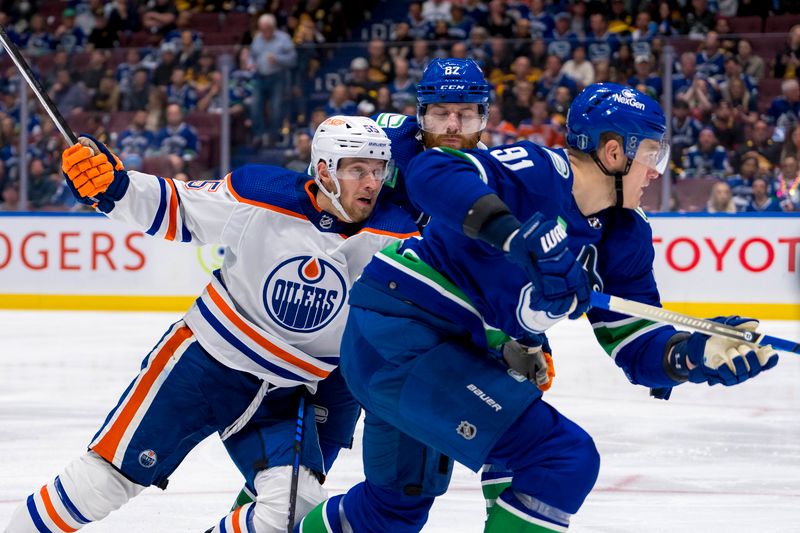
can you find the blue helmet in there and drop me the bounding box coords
[566,83,669,173]
[417,58,490,108]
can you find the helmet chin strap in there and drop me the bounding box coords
[314,169,353,223]
[590,153,633,208]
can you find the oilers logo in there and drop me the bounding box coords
[263,256,347,333]
[138,449,157,468]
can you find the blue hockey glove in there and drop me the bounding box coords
[667,316,779,386]
[62,134,130,213]
[506,213,590,319]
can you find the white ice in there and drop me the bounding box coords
[1,311,799,532]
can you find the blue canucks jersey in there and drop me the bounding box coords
[358,142,680,389]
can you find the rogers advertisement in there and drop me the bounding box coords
[0,213,797,315]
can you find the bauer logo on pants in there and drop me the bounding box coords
[457,421,477,440]
[263,255,347,333]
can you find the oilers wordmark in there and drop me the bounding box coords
[263,256,347,333]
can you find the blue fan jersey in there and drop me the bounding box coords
[359,141,681,389]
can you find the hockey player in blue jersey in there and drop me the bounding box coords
[297,84,780,532]
[7,116,420,533]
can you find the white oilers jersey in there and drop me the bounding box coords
[107,165,419,389]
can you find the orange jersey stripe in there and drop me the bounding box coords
[92,326,193,461]
[40,485,77,532]
[206,284,330,379]
[164,178,179,241]
[231,505,243,533]
[357,227,419,239]
[227,173,308,221]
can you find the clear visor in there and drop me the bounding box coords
[633,138,671,174]
[420,106,488,135]
[336,159,395,184]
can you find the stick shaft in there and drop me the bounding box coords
[590,292,800,354]
[0,25,77,145]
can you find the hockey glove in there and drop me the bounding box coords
[62,134,129,212]
[502,336,555,392]
[667,316,779,386]
[506,213,591,319]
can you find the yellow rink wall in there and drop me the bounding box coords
[0,213,798,319]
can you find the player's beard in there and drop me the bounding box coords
[421,130,482,150]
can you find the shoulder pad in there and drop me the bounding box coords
[228,165,305,214]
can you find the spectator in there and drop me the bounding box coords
[463,0,489,28]
[710,100,745,152]
[585,12,618,63]
[737,120,782,167]
[177,29,202,71]
[155,103,198,175]
[677,77,714,118]
[1,181,19,211]
[448,5,474,40]
[485,0,513,38]
[406,2,431,40]
[325,84,357,116]
[545,12,578,61]
[44,51,71,87]
[142,0,178,35]
[20,14,54,56]
[529,0,554,38]
[497,56,537,101]
[26,158,58,211]
[501,80,534,125]
[628,54,662,98]
[773,24,800,79]
[781,125,800,160]
[388,58,416,111]
[510,17,534,57]
[55,8,86,53]
[422,0,452,23]
[746,177,784,212]
[188,53,217,96]
[696,31,725,81]
[117,110,155,169]
[736,39,765,83]
[121,68,154,112]
[366,40,395,85]
[775,155,800,211]
[682,0,716,39]
[612,43,635,81]
[91,76,120,113]
[83,51,109,91]
[722,77,758,126]
[164,68,198,112]
[528,38,548,72]
[631,9,657,46]
[150,41,178,83]
[389,22,414,61]
[375,86,397,114]
[569,1,589,38]
[728,154,761,210]
[534,54,576,104]
[561,45,595,89]
[672,52,701,99]
[249,13,297,146]
[408,39,431,81]
[116,48,143,95]
[50,69,89,116]
[706,180,737,213]
[683,128,730,179]
[284,131,312,173]
[145,83,166,132]
[517,99,566,147]
[608,0,632,32]
[88,12,117,49]
[107,0,141,36]
[767,79,800,135]
[346,57,378,107]
[482,103,517,147]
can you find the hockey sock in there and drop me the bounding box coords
[295,494,346,533]
[480,464,512,512]
[230,485,255,511]
[7,452,144,532]
[210,502,256,533]
[484,489,570,532]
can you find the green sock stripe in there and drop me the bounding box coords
[298,499,331,533]
[230,488,254,511]
[485,499,567,532]
[482,479,512,507]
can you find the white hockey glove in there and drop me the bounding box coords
[666,316,779,386]
[502,339,555,392]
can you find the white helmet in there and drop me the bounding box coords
[311,115,393,222]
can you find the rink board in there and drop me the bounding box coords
[0,212,797,318]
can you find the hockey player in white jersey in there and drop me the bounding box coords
[5,115,419,533]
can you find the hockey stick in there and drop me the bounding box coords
[0,25,77,145]
[590,292,800,354]
[287,391,306,533]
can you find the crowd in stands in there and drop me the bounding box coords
[0,0,799,214]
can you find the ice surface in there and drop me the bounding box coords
[1,311,798,532]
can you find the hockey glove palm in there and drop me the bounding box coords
[669,316,779,386]
[501,336,555,392]
[62,135,129,211]
[507,213,590,319]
